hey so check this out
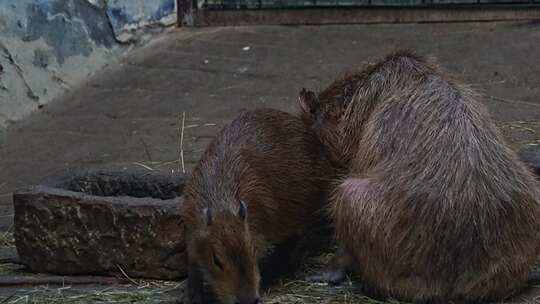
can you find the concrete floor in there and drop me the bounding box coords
[1,22,540,302]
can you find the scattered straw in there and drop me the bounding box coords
[152,159,179,168]
[179,112,186,174]
[0,293,15,304]
[264,278,401,304]
[132,162,154,171]
[260,253,408,304]
[499,122,537,134]
[185,122,217,129]
[116,265,139,286]
[185,124,200,129]
[139,138,152,162]
[0,226,15,248]
[490,96,540,109]
[0,281,182,304]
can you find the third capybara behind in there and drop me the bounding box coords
[181,108,334,304]
[299,51,540,303]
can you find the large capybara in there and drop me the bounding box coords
[181,109,334,304]
[299,51,540,303]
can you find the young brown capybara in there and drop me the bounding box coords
[299,51,540,303]
[181,108,334,304]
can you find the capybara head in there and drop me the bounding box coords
[190,201,261,304]
[299,72,363,169]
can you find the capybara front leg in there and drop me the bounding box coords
[184,262,204,304]
[307,246,353,285]
[307,177,372,286]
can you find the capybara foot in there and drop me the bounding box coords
[307,269,347,285]
[307,247,352,285]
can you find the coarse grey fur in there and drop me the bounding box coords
[299,51,540,303]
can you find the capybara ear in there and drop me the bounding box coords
[299,88,319,116]
[203,208,213,226]
[238,201,247,221]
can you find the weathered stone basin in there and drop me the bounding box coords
[13,166,187,280]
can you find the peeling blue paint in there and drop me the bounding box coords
[0,0,177,130]
[108,7,131,29]
[3,0,177,66]
[106,0,176,31]
[1,0,177,67]
[22,0,115,64]
[153,0,176,22]
[35,0,49,15]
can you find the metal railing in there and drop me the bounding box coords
[199,0,539,9]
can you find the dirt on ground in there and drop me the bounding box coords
[1,22,540,303]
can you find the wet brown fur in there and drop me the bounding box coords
[299,51,540,303]
[181,109,334,304]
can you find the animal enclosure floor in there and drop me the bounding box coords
[1,22,540,303]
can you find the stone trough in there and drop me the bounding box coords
[13,166,187,280]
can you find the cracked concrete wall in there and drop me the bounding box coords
[0,0,176,139]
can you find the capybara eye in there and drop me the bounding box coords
[213,253,224,271]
